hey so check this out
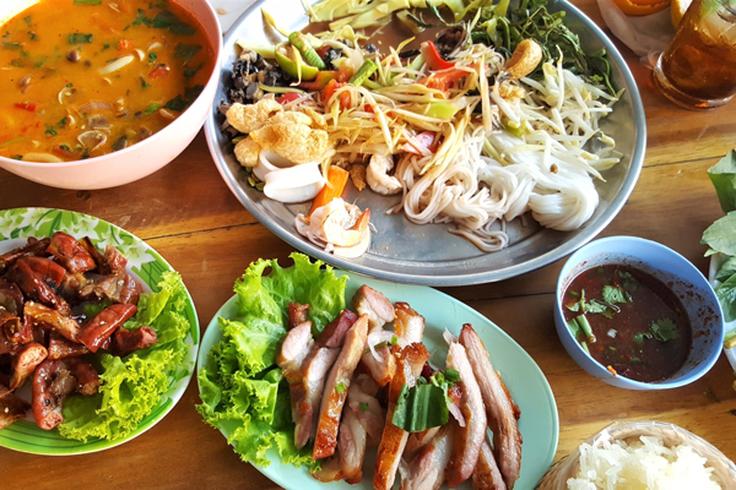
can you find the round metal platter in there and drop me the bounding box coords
[205,0,646,286]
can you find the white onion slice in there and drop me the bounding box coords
[99,55,135,75]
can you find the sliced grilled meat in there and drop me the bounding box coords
[47,232,96,273]
[401,426,454,490]
[460,324,522,489]
[24,301,80,342]
[287,302,310,329]
[472,440,507,490]
[112,326,158,356]
[9,342,48,390]
[374,343,429,490]
[446,341,488,486]
[313,315,368,460]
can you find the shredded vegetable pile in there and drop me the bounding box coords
[223,0,622,255]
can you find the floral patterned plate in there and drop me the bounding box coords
[0,208,199,455]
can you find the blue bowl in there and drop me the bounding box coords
[554,236,724,390]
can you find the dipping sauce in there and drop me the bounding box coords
[0,0,212,162]
[563,264,692,382]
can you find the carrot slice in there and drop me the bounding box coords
[310,166,349,216]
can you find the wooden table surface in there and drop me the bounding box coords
[2,1,736,488]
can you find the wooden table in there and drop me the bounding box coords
[2,1,736,488]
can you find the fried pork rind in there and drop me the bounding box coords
[251,122,331,164]
[226,99,282,133]
[234,137,261,168]
[270,111,313,127]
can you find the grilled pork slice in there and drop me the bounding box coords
[472,440,507,490]
[401,426,454,490]
[298,346,339,449]
[277,321,314,382]
[394,302,425,344]
[447,341,488,487]
[288,302,310,329]
[460,324,522,489]
[352,285,395,330]
[312,456,343,483]
[313,315,368,460]
[405,427,440,458]
[277,321,318,449]
[338,375,386,483]
[374,343,429,490]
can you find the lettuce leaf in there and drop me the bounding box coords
[197,253,346,468]
[58,272,193,441]
[708,149,736,213]
[701,212,736,257]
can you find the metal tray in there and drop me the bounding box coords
[204,0,646,286]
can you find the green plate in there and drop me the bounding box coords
[0,207,200,455]
[198,271,559,489]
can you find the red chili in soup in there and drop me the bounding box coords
[563,264,691,382]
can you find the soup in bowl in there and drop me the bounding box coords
[0,0,221,189]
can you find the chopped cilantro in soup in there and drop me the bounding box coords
[563,264,692,382]
[0,0,212,162]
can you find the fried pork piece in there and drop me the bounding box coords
[0,277,24,314]
[394,302,425,344]
[48,334,89,360]
[405,427,440,457]
[111,326,158,357]
[234,137,260,168]
[298,345,338,449]
[11,259,70,315]
[68,359,100,396]
[24,301,80,342]
[353,285,395,330]
[47,232,96,273]
[0,237,50,273]
[400,426,454,490]
[250,121,331,164]
[460,324,522,489]
[313,315,369,460]
[78,271,142,305]
[319,309,358,348]
[472,440,507,490]
[0,389,30,429]
[338,374,385,483]
[77,303,137,352]
[312,456,343,483]
[226,99,282,133]
[374,343,429,490]
[287,302,310,329]
[446,341,488,487]
[354,286,397,387]
[32,359,77,430]
[9,342,48,390]
[0,307,32,351]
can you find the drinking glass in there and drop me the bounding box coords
[653,0,736,109]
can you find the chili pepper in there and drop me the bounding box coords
[420,41,455,71]
[14,102,36,112]
[277,92,302,104]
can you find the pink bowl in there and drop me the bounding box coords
[0,0,222,190]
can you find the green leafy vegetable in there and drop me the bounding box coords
[649,318,679,342]
[59,272,192,441]
[133,8,195,35]
[74,0,102,4]
[143,103,160,115]
[716,257,736,283]
[701,212,736,257]
[716,274,736,322]
[473,0,615,94]
[634,318,679,345]
[68,33,93,44]
[602,284,631,305]
[392,383,449,432]
[708,149,736,213]
[197,254,347,468]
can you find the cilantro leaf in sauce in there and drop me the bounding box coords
[602,284,631,305]
[68,32,93,44]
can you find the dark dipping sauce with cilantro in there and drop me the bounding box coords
[563,264,692,382]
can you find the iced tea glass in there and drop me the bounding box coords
[653,0,736,109]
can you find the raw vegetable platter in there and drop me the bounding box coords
[0,208,199,455]
[196,254,559,489]
[205,0,646,286]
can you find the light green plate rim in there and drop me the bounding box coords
[197,270,559,489]
[0,207,200,456]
